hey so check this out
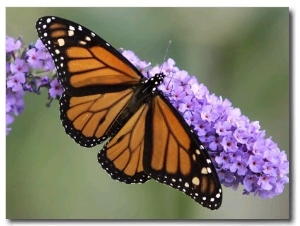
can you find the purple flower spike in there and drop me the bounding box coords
[122,50,289,199]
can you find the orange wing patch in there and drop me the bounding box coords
[105,104,148,176]
[67,46,141,88]
[98,104,150,183]
[151,96,191,175]
[67,89,132,138]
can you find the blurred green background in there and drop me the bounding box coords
[6,7,289,219]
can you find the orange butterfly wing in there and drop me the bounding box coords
[36,16,144,146]
[144,95,222,209]
[60,89,134,146]
[98,104,150,183]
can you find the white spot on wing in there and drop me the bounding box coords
[57,38,65,46]
[201,167,208,174]
[192,177,200,185]
[192,154,196,161]
[207,167,212,174]
[68,30,74,37]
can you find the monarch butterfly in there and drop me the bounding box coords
[36,16,222,210]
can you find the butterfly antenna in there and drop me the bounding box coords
[161,40,174,90]
[163,40,172,64]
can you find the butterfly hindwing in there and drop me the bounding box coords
[98,104,151,183]
[143,95,222,209]
[60,89,134,147]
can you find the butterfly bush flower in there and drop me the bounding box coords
[6,36,58,134]
[121,50,289,199]
[49,78,64,98]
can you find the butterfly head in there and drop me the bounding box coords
[144,72,165,94]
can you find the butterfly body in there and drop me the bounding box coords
[36,16,222,210]
[101,73,165,140]
[117,73,165,119]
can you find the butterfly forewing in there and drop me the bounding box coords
[60,89,134,147]
[36,16,142,96]
[144,95,222,210]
